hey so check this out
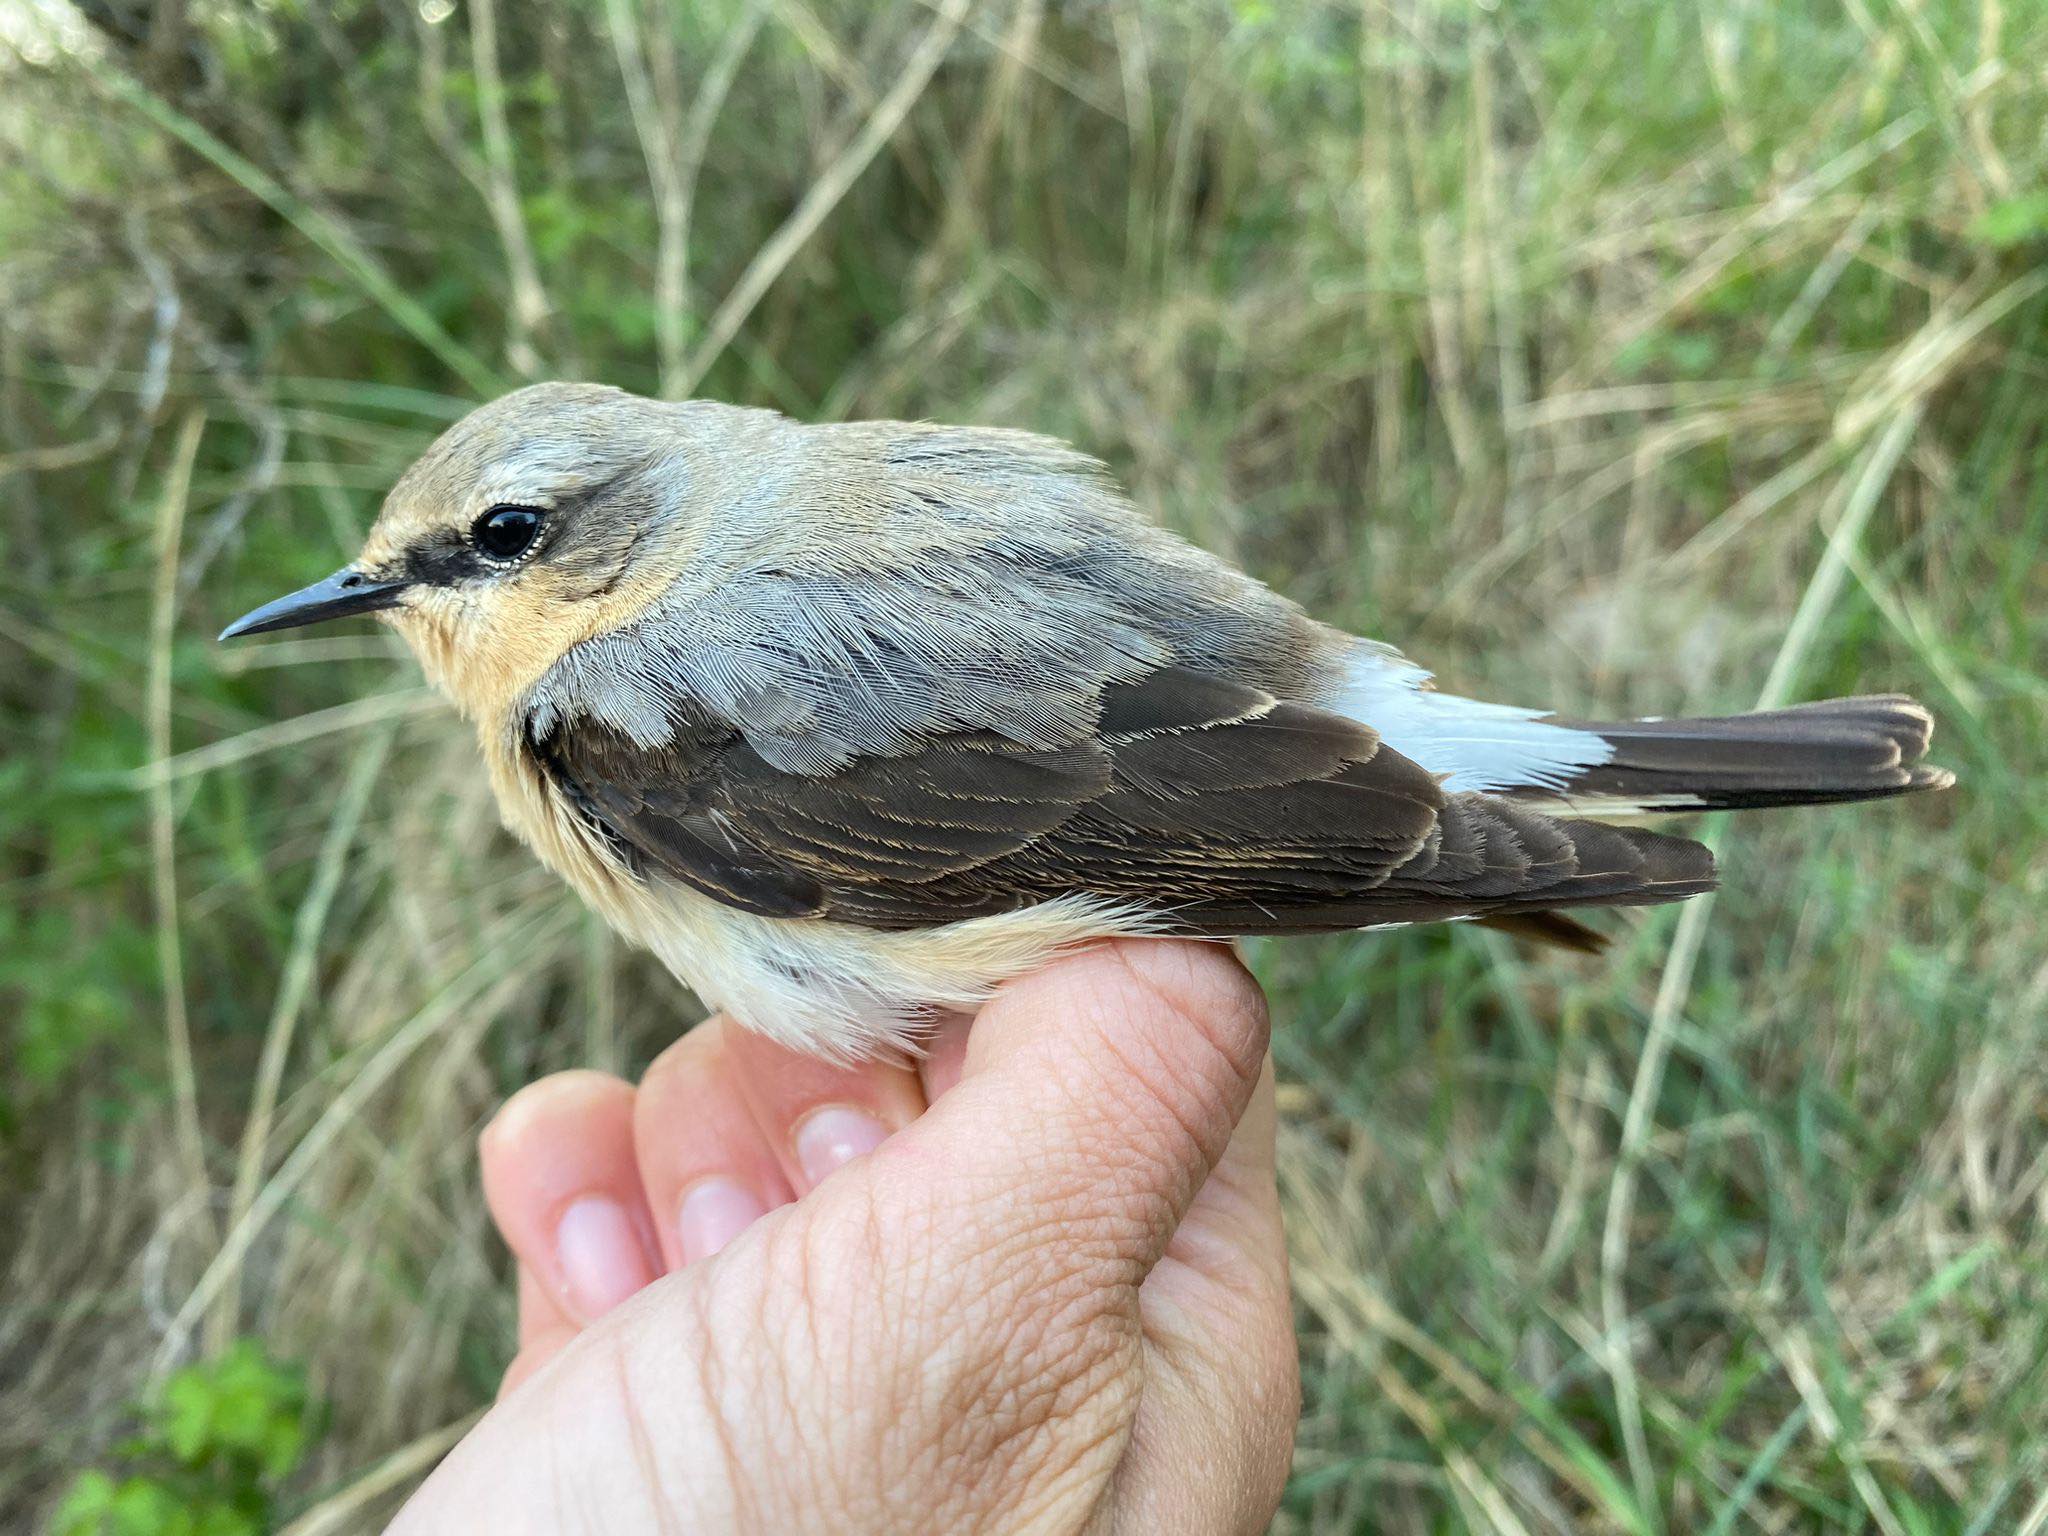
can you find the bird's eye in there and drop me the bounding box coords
[471,505,544,563]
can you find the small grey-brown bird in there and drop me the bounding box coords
[222,383,1952,1058]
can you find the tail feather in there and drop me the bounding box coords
[1535,694,1955,813]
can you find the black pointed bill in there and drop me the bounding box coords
[218,566,410,640]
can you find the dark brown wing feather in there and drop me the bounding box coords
[529,665,1714,935]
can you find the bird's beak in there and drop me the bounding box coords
[218,566,410,640]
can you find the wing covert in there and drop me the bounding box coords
[525,663,1456,931]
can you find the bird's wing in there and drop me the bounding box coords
[527,661,1712,934]
[520,455,1713,938]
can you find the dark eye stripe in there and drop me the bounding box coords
[402,530,486,588]
[399,506,550,588]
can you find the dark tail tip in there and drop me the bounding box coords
[1547,694,1954,812]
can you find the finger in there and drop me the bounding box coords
[632,1020,795,1270]
[915,1010,974,1103]
[497,1317,579,1401]
[515,1260,575,1351]
[1155,1051,1286,1295]
[720,1021,927,1195]
[908,937,1270,1274]
[1122,1061,1298,1531]
[480,1071,661,1327]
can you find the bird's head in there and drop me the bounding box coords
[220,382,765,718]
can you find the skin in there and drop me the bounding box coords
[390,939,1299,1535]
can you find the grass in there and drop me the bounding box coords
[3,0,2045,1530]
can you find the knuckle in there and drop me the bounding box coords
[1099,941,1271,1136]
[1111,940,1270,1078]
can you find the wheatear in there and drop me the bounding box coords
[222,384,1951,1058]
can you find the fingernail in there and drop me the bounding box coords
[794,1106,890,1184]
[555,1197,655,1322]
[677,1178,767,1264]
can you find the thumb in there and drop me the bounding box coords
[903,938,1271,1276]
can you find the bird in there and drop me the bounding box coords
[221,383,1953,1060]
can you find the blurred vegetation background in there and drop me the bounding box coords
[2,0,2044,1530]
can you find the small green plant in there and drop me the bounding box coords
[52,1342,315,1536]
[1967,192,2048,250]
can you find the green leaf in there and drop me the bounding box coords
[149,1341,308,1477]
[107,1476,184,1536]
[158,1374,214,1465]
[51,1471,119,1536]
[1968,193,2048,251]
[191,1501,263,1536]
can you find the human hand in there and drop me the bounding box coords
[389,939,1298,1534]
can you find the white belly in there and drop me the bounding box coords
[613,881,1164,1059]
